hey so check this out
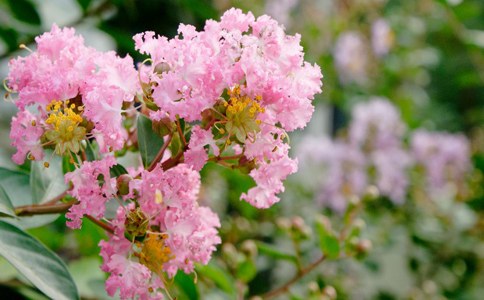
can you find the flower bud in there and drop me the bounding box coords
[125,207,150,238]
[241,240,258,259]
[276,217,291,231]
[117,174,133,196]
[152,116,173,137]
[307,281,320,294]
[355,238,372,260]
[364,185,380,200]
[315,214,332,232]
[322,286,337,299]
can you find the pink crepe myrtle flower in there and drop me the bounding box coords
[99,164,220,299]
[411,130,472,194]
[371,18,394,58]
[334,31,368,85]
[134,8,322,209]
[349,97,406,151]
[64,155,118,229]
[6,24,139,165]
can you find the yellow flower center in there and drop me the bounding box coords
[44,99,86,155]
[223,85,264,143]
[139,234,174,273]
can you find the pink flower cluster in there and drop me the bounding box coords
[99,164,220,299]
[7,24,139,164]
[298,98,472,212]
[411,130,471,195]
[5,8,322,299]
[135,8,322,208]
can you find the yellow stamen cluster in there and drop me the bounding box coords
[45,100,83,132]
[140,234,175,272]
[224,86,264,118]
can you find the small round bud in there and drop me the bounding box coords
[322,286,337,299]
[348,195,360,206]
[315,214,332,231]
[117,174,133,196]
[291,216,306,231]
[276,217,291,231]
[249,297,262,300]
[222,243,237,257]
[358,239,372,253]
[307,281,320,293]
[353,219,366,231]
[152,117,173,137]
[364,185,380,200]
[422,280,437,294]
[241,240,258,259]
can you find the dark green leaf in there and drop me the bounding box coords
[137,114,165,168]
[315,222,340,259]
[235,260,257,283]
[109,164,128,178]
[196,262,236,297]
[7,0,41,25]
[0,220,79,300]
[174,272,199,300]
[84,140,96,162]
[255,242,298,263]
[77,0,92,13]
[0,185,16,218]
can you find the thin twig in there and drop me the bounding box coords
[15,200,79,217]
[260,255,327,299]
[86,215,115,234]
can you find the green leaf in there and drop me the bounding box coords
[76,0,92,13]
[137,114,165,168]
[236,260,257,283]
[7,0,41,25]
[0,220,79,300]
[0,168,59,229]
[256,241,298,263]
[109,164,128,178]
[315,222,340,259]
[84,140,96,162]
[196,262,236,297]
[30,156,67,204]
[170,132,181,158]
[174,272,199,300]
[62,155,76,175]
[0,185,16,218]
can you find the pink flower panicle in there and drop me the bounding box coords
[7,24,139,165]
[135,8,322,208]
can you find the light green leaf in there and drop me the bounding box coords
[196,262,236,297]
[315,222,340,259]
[256,241,298,263]
[0,168,59,229]
[0,184,16,218]
[236,260,257,283]
[137,114,165,168]
[0,220,79,300]
[30,155,68,204]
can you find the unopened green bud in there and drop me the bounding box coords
[117,174,133,196]
[152,116,173,137]
[322,286,337,299]
[364,185,380,201]
[241,240,258,259]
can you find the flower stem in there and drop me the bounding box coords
[15,200,79,217]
